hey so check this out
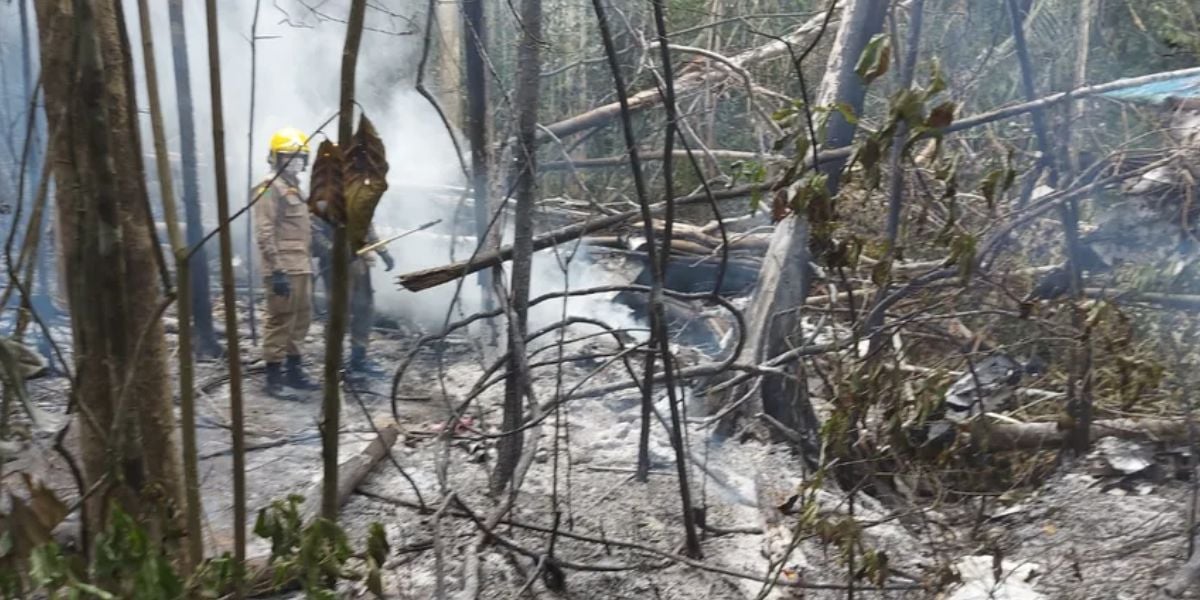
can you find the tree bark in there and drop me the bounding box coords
[168,0,223,358]
[323,0,368,523]
[34,0,185,559]
[134,0,204,573]
[491,0,541,496]
[535,9,836,144]
[462,0,496,312]
[725,0,887,452]
[201,0,249,590]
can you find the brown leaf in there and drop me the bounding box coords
[309,140,346,223]
[925,101,957,129]
[345,114,390,250]
[771,188,791,223]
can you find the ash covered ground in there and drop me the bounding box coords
[4,253,1200,600]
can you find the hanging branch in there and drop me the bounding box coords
[322,0,368,523]
[133,0,203,574]
[201,0,249,591]
[591,0,701,558]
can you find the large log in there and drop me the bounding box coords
[979,418,1186,451]
[721,0,886,451]
[396,184,761,291]
[239,424,402,596]
[535,11,836,143]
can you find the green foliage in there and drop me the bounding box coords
[978,149,1017,209]
[17,504,183,600]
[92,508,183,600]
[4,494,390,599]
[731,160,769,213]
[254,495,388,599]
[855,33,892,85]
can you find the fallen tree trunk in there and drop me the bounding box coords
[396,184,761,291]
[535,10,836,143]
[720,0,885,455]
[400,67,1200,294]
[979,418,1186,451]
[542,149,788,171]
[240,424,401,596]
[1083,288,1200,311]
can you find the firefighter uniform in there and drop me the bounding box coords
[312,222,393,375]
[254,127,319,394]
[255,176,313,362]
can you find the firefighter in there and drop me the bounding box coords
[254,127,320,396]
[312,221,395,376]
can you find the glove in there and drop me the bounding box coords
[271,271,291,298]
[380,250,396,272]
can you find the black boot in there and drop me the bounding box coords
[265,362,285,396]
[347,346,385,377]
[284,355,320,390]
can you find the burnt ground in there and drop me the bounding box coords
[4,270,1200,599]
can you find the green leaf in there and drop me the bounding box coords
[870,260,892,286]
[855,33,891,84]
[949,234,977,284]
[889,89,925,127]
[366,523,389,565]
[70,582,116,599]
[979,168,1005,208]
[795,135,811,164]
[366,557,384,597]
[831,102,859,125]
[925,57,946,97]
[857,136,882,172]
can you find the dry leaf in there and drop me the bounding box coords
[344,114,389,251]
[309,140,346,223]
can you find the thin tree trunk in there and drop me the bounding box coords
[323,0,369,522]
[648,0,702,558]
[592,0,702,557]
[864,0,924,358]
[134,0,204,573]
[169,0,222,358]
[34,0,185,560]
[491,0,542,496]
[201,0,249,592]
[244,0,262,346]
[463,0,494,312]
[1007,0,1091,454]
[437,0,463,127]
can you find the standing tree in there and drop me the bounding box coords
[463,0,494,309]
[491,0,542,495]
[33,0,186,557]
[726,0,887,459]
[168,0,223,358]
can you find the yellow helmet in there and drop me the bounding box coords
[267,127,310,163]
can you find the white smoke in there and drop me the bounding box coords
[119,0,643,335]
